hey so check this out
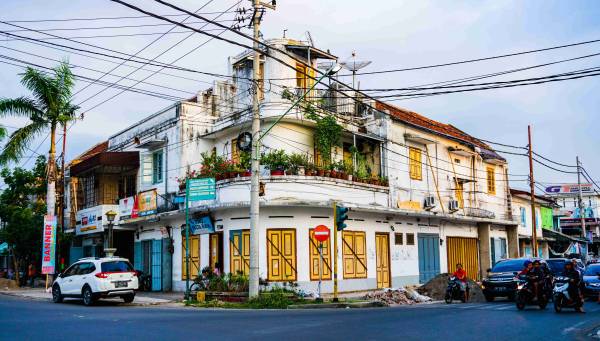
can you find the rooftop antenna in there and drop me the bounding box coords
[340,51,372,89]
[283,29,287,38]
[305,31,314,47]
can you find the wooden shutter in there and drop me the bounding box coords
[342,231,367,279]
[309,229,332,281]
[229,230,250,275]
[181,235,199,280]
[486,166,496,195]
[267,229,297,281]
[141,153,153,184]
[409,147,422,180]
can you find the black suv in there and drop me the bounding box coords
[482,258,535,302]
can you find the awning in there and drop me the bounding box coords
[285,45,337,60]
[70,151,139,176]
[0,242,8,255]
[542,228,587,243]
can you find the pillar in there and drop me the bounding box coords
[477,222,491,280]
[506,225,519,259]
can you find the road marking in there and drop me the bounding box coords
[562,320,588,336]
[494,304,514,310]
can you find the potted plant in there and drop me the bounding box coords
[240,151,251,177]
[380,176,389,187]
[316,164,325,177]
[261,149,289,176]
[343,161,354,181]
[288,152,307,176]
[328,162,337,178]
[305,161,315,176]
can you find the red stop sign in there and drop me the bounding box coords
[313,225,330,242]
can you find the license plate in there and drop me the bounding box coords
[114,281,128,288]
[495,287,507,291]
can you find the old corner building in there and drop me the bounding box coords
[62,38,521,293]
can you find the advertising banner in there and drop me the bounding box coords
[189,216,215,235]
[119,196,136,220]
[545,183,593,195]
[137,189,158,217]
[41,215,57,274]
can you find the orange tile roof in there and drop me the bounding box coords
[69,141,108,167]
[375,101,496,152]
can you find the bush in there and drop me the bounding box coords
[247,290,293,309]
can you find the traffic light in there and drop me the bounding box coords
[335,204,349,231]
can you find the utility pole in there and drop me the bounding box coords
[332,201,338,302]
[527,125,538,257]
[576,156,587,242]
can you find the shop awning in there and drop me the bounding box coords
[70,151,139,176]
[0,242,8,255]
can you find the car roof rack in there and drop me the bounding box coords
[77,257,100,261]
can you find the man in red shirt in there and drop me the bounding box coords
[453,263,468,301]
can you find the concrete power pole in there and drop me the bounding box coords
[527,125,538,257]
[249,0,263,298]
[576,156,587,243]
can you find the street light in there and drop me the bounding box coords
[104,210,117,257]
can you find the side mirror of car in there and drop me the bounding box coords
[486,268,492,273]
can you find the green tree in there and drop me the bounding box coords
[0,156,47,283]
[0,62,78,216]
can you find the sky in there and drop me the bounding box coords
[1,0,599,192]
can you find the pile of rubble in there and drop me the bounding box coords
[417,273,485,303]
[365,287,432,306]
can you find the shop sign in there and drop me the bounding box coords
[545,183,593,195]
[41,215,57,274]
[137,189,158,217]
[76,206,103,235]
[189,216,215,235]
[119,196,137,220]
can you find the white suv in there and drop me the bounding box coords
[52,257,139,306]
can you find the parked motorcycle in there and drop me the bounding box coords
[445,276,467,304]
[136,270,152,291]
[553,282,583,313]
[515,275,547,310]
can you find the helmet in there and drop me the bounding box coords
[523,260,532,267]
[532,260,541,265]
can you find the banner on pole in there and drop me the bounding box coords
[41,215,57,274]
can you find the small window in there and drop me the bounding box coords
[486,166,496,195]
[101,261,134,273]
[231,138,240,164]
[394,233,403,245]
[152,150,163,184]
[520,207,527,225]
[454,158,460,164]
[406,233,415,245]
[409,147,422,181]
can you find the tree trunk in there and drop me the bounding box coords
[11,247,19,284]
[46,123,57,216]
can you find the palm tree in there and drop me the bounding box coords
[0,62,78,216]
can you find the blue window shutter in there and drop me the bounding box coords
[134,241,142,271]
[69,247,83,266]
[151,239,162,291]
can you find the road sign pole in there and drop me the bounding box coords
[318,242,323,302]
[185,179,190,301]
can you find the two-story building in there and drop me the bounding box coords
[65,38,520,293]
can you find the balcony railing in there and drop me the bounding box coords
[464,207,496,219]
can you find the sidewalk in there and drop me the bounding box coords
[0,288,182,306]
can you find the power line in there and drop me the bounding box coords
[532,151,578,168]
[3,11,241,23]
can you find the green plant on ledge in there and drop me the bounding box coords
[305,104,342,166]
[261,149,289,174]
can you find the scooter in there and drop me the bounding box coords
[515,275,547,310]
[553,282,583,313]
[445,276,467,304]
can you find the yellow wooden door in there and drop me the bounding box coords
[267,229,297,281]
[375,233,391,288]
[229,230,250,275]
[181,235,199,280]
[342,231,367,279]
[447,237,480,281]
[309,229,332,280]
[209,233,222,271]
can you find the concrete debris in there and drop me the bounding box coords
[417,273,486,303]
[364,287,432,306]
[0,278,18,290]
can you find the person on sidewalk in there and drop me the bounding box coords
[27,263,36,288]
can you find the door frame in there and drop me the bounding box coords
[375,232,391,288]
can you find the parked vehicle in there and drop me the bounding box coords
[445,276,467,304]
[553,281,583,312]
[52,257,139,306]
[482,258,531,302]
[136,270,152,292]
[515,274,547,310]
[582,264,600,298]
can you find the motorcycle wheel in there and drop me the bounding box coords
[516,293,526,310]
[460,291,466,303]
[444,292,452,304]
[539,296,547,309]
[554,295,562,313]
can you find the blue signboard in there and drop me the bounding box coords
[188,178,216,201]
[189,216,215,235]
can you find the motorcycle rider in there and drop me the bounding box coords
[529,260,545,300]
[453,263,468,301]
[564,261,584,313]
[518,260,533,276]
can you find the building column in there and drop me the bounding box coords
[506,225,519,259]
[477,223,491,280]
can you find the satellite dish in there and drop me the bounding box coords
[340,51,372,88]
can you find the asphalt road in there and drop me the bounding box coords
[1,295,600,341]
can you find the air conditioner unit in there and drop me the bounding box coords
[215,224,224,232]
[448,200,460,212]
[423,195,436,210]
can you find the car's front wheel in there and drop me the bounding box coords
[52,285,63,303]
[82,286,96,306]
[122,294,135,303]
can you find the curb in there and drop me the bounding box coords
[287,301,386,309]
[0,290,176,306]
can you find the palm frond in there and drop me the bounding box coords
[0,97,44,119]
[20,67,57,114]
[0,121,47,165]
[0,126,6,140]
[53,61,75,104]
